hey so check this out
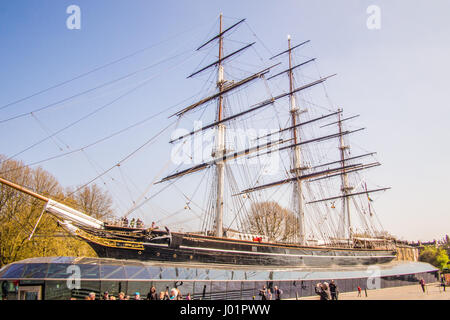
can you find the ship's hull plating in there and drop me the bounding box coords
[84,232,396,267]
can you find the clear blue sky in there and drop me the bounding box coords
[0,0,449,241]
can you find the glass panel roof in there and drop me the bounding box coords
[177,268,196,279]
[147,266,163,279]
[47,263,72,278]
[22,263,48,279]
[0,257,438,281]
[78,264,100,279]
[124,265,150,279]
[0,263,26,278]
[100,265,126,279]
[159,267,177,279]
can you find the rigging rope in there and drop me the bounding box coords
[0,88,202,176]
[0,20,210,112]
[64,119,178,200]
[0,50,192,124]
[30,112,68,152]
[2,51,195,164]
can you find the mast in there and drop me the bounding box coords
[0,176,49,202]
[0,176,104,229]
[287,35,306,245]
[214,13,226,237]
[164,20,350,242]
[337,109,353,245]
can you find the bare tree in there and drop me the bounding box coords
[71,184,114,220]
[246,201,298,242]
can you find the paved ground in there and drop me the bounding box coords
[298,283,450,300]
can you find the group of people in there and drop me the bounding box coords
[421,276,448,293]
[314,280,339,300]
[258,285,283,300]
[313,277,444,300]
[148,286,190,300]
[83,291,128,300]
[110,217,160,229]
[76,274,446,301]
[84,286,191,300]
[108,217,162,230]
[117,217,145,228]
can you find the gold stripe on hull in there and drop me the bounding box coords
[75,228,144,251]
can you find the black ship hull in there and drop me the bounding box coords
[89,243,395,267]
[76,226,397,267]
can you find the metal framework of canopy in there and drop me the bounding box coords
[0,256,438,281]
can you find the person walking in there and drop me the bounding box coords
[259,285,268,300]
[273,286,283,300]
[329,280,338,300]
[419,278,426,293]
[357,285,362,297]
[266,287,272,300]
[1,281,8,300]
[322,282,331,300]
[314,283,330,300]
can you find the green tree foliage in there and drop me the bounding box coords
[436,248,450,270]
[0,156,115,267]
[419,246,450,270]
[444,235,450,257]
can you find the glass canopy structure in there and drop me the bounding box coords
[0,257,438,300]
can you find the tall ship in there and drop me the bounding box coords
[0,15,396,267]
